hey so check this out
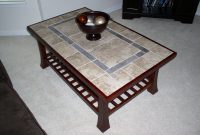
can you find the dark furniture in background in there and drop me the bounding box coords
[0,60,46,135]
[122,0,200,23]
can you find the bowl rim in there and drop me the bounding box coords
[75,11,110,25]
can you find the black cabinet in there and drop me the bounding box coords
[122,0,200,23]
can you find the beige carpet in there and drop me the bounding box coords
[0,9,200,135]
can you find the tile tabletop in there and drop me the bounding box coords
[29,7,174,97]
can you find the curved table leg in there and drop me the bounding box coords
[97,98,110,132]
[147,70,159,94]
[37,41,49,69]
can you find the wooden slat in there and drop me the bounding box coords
[124,91,131,98]
[118,96,124,102]
[143,79,149,84]
[91,99,97,104]
[85,94,91,98]
[111,101,118,106]
[46,53,99,114]
[130,87,137,93]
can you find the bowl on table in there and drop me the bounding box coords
[75,11,110,41]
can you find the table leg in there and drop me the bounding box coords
[37,41,49,69]
[97,98,110,132]
[147,70,159,94]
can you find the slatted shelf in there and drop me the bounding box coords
[46,53,99,114]
[109,78,151,115]
[46,52,152,116]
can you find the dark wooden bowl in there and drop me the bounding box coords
[75,11,110,41]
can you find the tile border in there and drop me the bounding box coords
[48,18,149,74]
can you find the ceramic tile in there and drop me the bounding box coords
[106,55,138,74]
[93,60,109,70]
[30,20,54,31]
[50,16,64,24]
[134,52,163,70]
[91,38,139,67]
[132,43,149,53]
[70,30,115,52]
[41,20,54,27]
[108,21,127,33]
[120,30,142,41]
[107,28,133,44]
[143,52,163,62]
[78,62,105,80]
[66,52,90,68]
[111,70,132,87]
[71,43,95,60]
[135,37,158,49]
[150,45,173,58]
[52,42,77,58]
[44,34,63,46]
[123,63,145,79]
[55,20,80,36]
[29,7,175,97]
[30,23,46,31]
[92,74,121,96]
[36,28,54,38]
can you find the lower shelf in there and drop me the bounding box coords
[47,52,99,114]
[46,52,151,115]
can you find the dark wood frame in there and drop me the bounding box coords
[27,7,177,132]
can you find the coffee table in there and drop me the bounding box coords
[27,7,177,132]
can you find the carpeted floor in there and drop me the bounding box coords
[0,9,200,135]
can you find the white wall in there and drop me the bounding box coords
[0,0,42,35]
[0,0,121,36]
[0,0,199,36]
[38,0,122,19]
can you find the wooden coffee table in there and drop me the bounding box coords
[27,7,176,132]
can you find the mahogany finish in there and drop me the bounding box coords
[27,7,177,132]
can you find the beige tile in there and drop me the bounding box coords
[134,52,163,70]
[125,44,140,54]
[50,16,64,24]
[91,38,139,67]
[40,20,54,27]
[44,34,63,46]
[31,16,64,32]
[31,20,54,32]
[134,57,152,70]
[36,28,54,38]
[52,42,77,58]
[135,37,157,49]
[150,45,173,59]
[55,20,80,36]
[123,63,145,79]
[111,70,132,86]
[143,52,163,62]
[70,30,115,52]
[92,74,121,96]
[30,23,46,31]
[66,52,90,68]
[78,62,105,80]
[120,30,142,41]
[108,21,127,33]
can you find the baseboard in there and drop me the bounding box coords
[103,3,122,13]
[0,30,29,36]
